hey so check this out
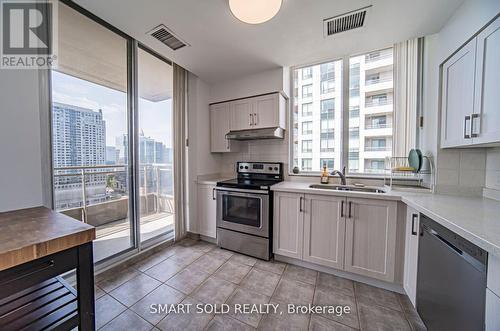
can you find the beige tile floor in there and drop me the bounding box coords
[93,238,427,331]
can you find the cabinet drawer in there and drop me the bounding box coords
[0,248,77,300]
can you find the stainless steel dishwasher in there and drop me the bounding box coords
[416,214,488,331]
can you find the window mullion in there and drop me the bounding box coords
[341,55,350,173]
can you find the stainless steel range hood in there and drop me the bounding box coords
[226,127,284,140]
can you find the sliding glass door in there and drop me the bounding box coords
[50,2,175,263]
[137,47,174,243]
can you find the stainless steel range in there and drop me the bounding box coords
[216,162,283,260]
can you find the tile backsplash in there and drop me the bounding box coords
[435,149,487,196]
[486,147,500,191]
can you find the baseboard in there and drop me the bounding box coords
[274,254,405,294]
[200,234,217,244]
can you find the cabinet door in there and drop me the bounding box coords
[230,99,252,131]
[273,192,304,259]
[197,184,217,238]
[303,194,345,269]
[403,206,420,307]
[210,103,231,152]
[344,198,398,282]
[440,38,476,148]
[473,16,500,145]
[252,94,279,129]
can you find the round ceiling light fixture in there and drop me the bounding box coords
[229,0,282,24]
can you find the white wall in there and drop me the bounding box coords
[187,73,221,232]
[209,67,288,103]
[420,0,500,196]
[208,67,291,176]
[0,70,44,211]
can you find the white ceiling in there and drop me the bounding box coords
[74,0,464,84]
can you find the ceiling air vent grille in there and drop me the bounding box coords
[324,6,371,37]
[148,25,189,50]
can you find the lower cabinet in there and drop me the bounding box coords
[273,192,398,282]
[303,194,345,269]
[344,197,398,282]
[486,289,500,331]
[403,206,420,306]
[197,183,217,238]
[273,192,304,259]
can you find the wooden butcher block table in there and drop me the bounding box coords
[0,207,96,330]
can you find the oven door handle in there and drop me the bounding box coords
[215,187,269,195]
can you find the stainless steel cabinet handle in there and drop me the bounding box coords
[471,113,479,138]
[341,200,344,218]
[249,113,253,126]
[254,113,258,125]
[464,115,471,139]
[212,188,216,200]
[299,196,304,212]
[411,213,418,235]
[348,201,352,218]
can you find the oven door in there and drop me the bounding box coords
[216,188,269,238]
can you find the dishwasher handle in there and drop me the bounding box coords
[423,224,487,273]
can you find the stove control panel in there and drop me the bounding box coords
[237,162,282,175]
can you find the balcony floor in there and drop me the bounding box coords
[94,212,174,261]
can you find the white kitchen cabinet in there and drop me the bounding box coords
[486,289,500,331]
[197,183,217,238]
[251,93,285,129]
[273,192,304,259]
[210,103,239,153]
[302,194,345,269]
[473,16,500,145]
[403,206,420,306]
[441,16,500,148]
[344,197,398,282]
[230,98,253,131]
[440,38,477,148]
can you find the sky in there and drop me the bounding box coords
[51,71,173,148]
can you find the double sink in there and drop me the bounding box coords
[309,184,386,194]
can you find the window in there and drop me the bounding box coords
[321,79,335,94]
[302,121,313,135]
[302,67,313,79]
[320,62,335,81]
[349,48,393,174]
[302,103,313,117]
[302,140,313,153]
[51,3,176,262]
[320,158,334,170]
[302,84,313,98]
[291,48,394,175]
[302,159,312,171]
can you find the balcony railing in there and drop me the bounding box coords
[365,51,392,63]
[365,77,392,86]
[365,123,392,129]
[54,163,173,224]
[365,99,392,107]
[365,146,391,152]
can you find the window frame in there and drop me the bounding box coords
[288,47,395,178]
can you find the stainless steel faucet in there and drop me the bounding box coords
[330,166,347,185]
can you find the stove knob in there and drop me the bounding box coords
[274,167,278,171]
[268,167,273,171]
[245,166,249,169]
[239,166,243,169]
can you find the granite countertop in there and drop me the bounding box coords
[271,181,500,257]
[0,206,95,271]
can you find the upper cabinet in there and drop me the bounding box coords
[210,92,287,152]
[441,16,500,148]
[210,103,239,152]
[473,17,500,145]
